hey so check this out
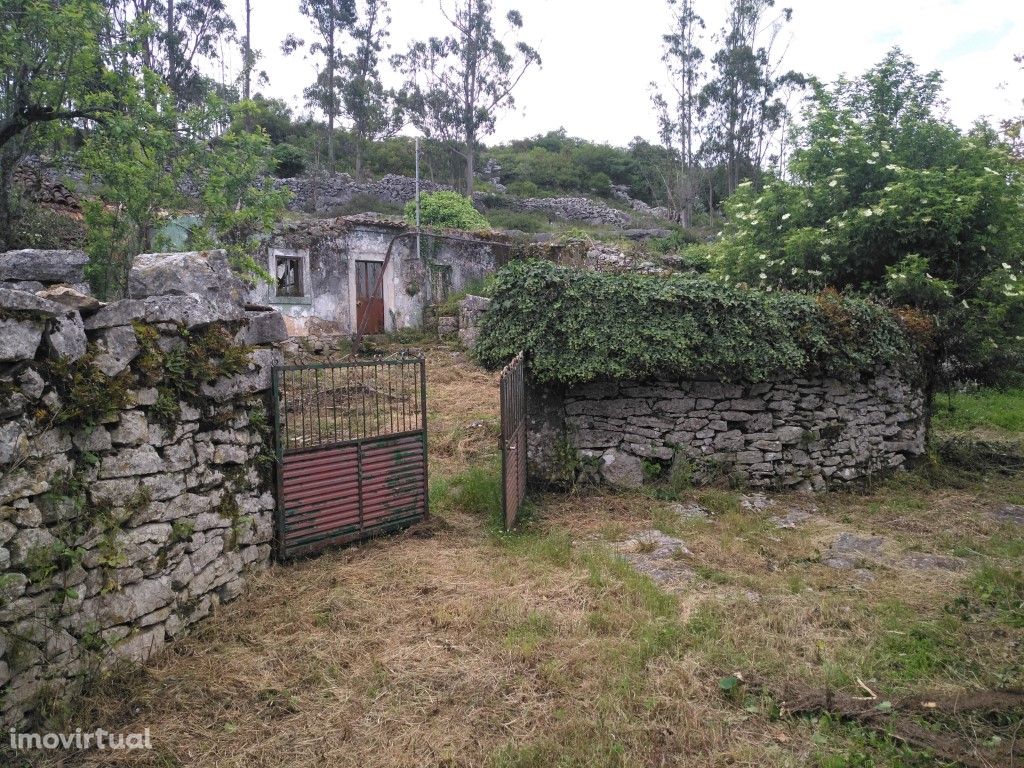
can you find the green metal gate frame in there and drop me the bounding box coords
[271,357,428,560]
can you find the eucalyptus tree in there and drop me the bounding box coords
[700,0,802,194]
[101,0,235,106]
[282,0,358,168]
[394,0,541,195]
[342,0,402,180]
[651,0,705,225]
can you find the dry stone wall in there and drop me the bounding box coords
[0,250,287,726]
[529,372,927,492]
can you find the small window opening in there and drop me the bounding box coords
[276,255,304,297]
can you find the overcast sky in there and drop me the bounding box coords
[219,0,1023,146]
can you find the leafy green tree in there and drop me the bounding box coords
[282,0,358,169]
[394,0,541,195]
[102,0,236,106]
[710,50,1024,385]
[0,0,124,247]
[80,69,180,297]
[342,0,402,180]
[651,0,704,224]
[700,0,802,194]
[185,101,292,281]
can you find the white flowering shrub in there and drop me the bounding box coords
[706,51,1024,385]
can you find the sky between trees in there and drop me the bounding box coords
[219,0,1022,145]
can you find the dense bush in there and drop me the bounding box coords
[476,261,924,386]
[708,51,1024,385]
[405,190,489,230]
[271,143,307,178]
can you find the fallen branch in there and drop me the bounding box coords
[738,674,1024,768]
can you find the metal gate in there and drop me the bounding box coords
[500,352,527,530]
[271,357,428,559]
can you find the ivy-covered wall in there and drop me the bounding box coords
[475,261,930,491]
[477,261,930,386]
[0,250,286,727]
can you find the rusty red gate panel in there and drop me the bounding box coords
[271,357,428,560]
[500,352,527,530]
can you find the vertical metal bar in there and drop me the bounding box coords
[387,362,395,435]
[501,364,508,530]
[330,364,339,444]
[313,367,323,448]
[298,368,306,451]
[359,362,368,440]
[344,365,353,443]
[419,355,429,519]
[374,363,382,437]
[271,367,288,559]
[357,441,364,532]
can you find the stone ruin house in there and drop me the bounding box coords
[253,215,509,338]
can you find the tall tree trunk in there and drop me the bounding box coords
[243,0,254,132]
[243,0,252,101]
[0,151,15,251]
[165,0,177,95]
[327,9,336,169]
[464,136,475,197]
[355,138,364,181]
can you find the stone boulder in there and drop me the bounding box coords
[85,294,247,331]
[45,311,88,362]
[36,284,101,314]
[600,449,644,488]
[0,250,88,285]
[0,287,64,317]
[235,309,288,345]
[458,294,491,349]
[128,250,247,306]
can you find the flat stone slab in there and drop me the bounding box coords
[832,532,885,556]
[823,532,964,574]
[771,510,814,529]
[615,529,694,587]
[668,502,712,520]
[897,553,966,571]
[992,505,1024,526]
[741,493,776,512]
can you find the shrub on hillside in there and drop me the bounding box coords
[405,190,489,231]
[271,143,307,178]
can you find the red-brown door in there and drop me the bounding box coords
[355,260,385,335]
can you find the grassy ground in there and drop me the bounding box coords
[933,389,1024,438]
[21,349,1024,768]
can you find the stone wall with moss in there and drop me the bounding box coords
[527,373,927,492]
[0,249,287,727]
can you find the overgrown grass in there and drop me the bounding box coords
[932,388,1024,434]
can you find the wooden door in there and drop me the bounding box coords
[355,260,385,335]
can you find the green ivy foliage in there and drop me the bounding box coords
[404,190,489,231]
[475,261,922,386]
